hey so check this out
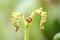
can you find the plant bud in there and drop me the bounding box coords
[26,17,32,23]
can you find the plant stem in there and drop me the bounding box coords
[24,26,29,40]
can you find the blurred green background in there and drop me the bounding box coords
[0,0,60,40]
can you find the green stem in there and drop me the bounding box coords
[24,23,30,40]
[24,26,29,40]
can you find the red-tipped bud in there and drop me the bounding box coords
[26,17,32,23]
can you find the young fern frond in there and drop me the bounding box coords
[30,7,47,29]
[11,7,47,40]
[11,12,26,31]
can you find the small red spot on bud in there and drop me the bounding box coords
[26,17,32,23]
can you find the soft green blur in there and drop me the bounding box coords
[0,0,60,40]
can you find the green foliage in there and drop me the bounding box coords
[53,33,60,40]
